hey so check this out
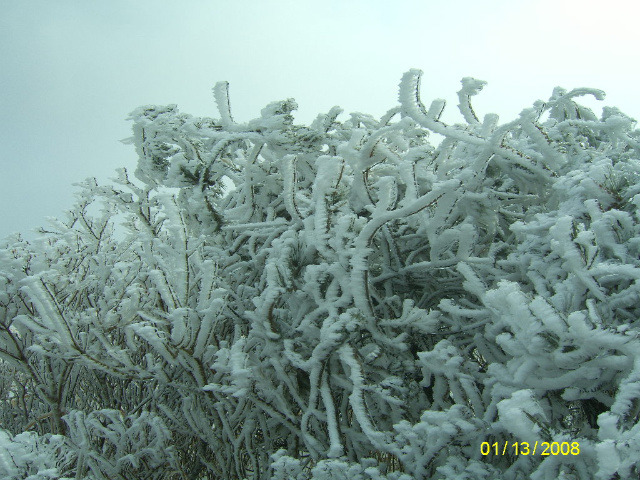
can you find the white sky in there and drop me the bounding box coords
[2,0,639,240]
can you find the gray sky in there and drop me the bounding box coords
[2,0,639,240]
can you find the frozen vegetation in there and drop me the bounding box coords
[1,69,640,479]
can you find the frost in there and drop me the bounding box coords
[0,429,71,480]
[2,69,640,479]
[496,389,547,440]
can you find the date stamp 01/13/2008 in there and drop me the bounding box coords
[481,441,581,457]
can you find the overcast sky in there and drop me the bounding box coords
[2,0,639,240]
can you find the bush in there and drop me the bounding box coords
[2,69,640,479]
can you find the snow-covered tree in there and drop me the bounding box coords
[1,69,640,479]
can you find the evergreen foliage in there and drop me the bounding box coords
[2,69,640,479]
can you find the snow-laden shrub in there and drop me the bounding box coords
[62,409,180,480]
[270,449,413,480]
[1,69,640,479]
[0,429,73,480]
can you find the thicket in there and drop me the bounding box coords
[2,70,640,479]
